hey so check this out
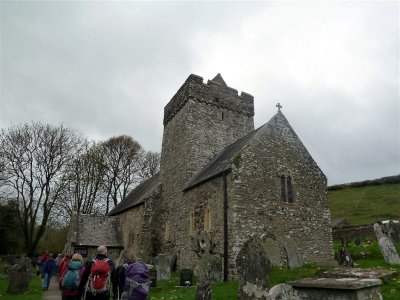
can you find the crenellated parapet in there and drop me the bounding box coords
[163,74,254,126]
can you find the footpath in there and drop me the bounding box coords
[42,277,61,300]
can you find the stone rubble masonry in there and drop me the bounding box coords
[160,74,255,271]
[97,73,334,279]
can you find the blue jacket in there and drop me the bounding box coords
[42,258,57,275]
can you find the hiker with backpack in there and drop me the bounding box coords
[60,253,85,300]
[80,245,115,300]
[41,253,57,291]
[112,249,150,300]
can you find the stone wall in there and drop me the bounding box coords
[228,112,334,278]
[160,74,254,269]
[118,185,162,263]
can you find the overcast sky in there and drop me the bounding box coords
[1,1,399,185]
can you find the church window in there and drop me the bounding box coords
[280,175,286,202]
[164,222,170,241]
[190,212,196,235]
[204,206,211,232]
[280,175,294,203]
[287,176,293,203]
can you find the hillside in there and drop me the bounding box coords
[328,183,400,225]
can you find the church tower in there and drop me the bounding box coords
[160,74,254,260]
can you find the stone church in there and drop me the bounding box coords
[68,73,334,280]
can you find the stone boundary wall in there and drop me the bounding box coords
[332,224,375,241]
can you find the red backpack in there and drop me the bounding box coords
[85,259,111,295]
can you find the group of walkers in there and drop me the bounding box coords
[39,245,150,300]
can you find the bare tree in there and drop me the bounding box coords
[0,123,82,255]
[56,140,106,221]
[101,135,142,213]
[139,151,161,180]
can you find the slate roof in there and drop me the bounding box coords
[108,173,161,216]
[184,122,269,191]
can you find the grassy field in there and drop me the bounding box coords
[328,183,400,224]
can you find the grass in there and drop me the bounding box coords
[328,183,400,225]
[0,269,43,300]
[1,244,399,300]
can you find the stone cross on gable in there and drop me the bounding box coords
[276,103,282,112]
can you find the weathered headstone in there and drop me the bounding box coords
[147,264,157,287]
[338,247,354,267]
[154,254,171,281]
[7,257,33,293]
[387,220,400,245]
[193,231,216,300]
[267,283,300,300]
[179,268,193,286]
[236,236,271,300]
[262,236,281,267]
[210,256,222,283]
[284,240,303,269]
[373,223,400,265]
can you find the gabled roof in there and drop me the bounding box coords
[108,173,161,216]
[184,113,285,191]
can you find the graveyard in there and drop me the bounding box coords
[1,181,399,299]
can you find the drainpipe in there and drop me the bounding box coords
[223,172,228,281]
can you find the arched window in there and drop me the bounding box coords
[287,176,293,203]
[204,206,211,232]
[280,175,286,202]
[190,212,196,235]
[280,175,294,203]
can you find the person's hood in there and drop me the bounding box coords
[67,260,83,271]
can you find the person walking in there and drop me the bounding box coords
[112,249,136,300]
[80,245,115,300]
[41,253,57,291]
[60,253,85,300]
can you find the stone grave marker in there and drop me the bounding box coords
[193,231,216,300]
[284,240,303,269]
[210,256,222,283]
[179,268,193,286]
[7,257,33,293]
[262,236,281,267]
[154,254,171,281]
[338,247,354,267]
[267,283,300,300]
[236,236,271,300]
[373,223,400,265]
[147,264,157,287]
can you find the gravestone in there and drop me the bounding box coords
[373,223,400,265]
[387,221,400,245]
[7,257,33,293]
[147,264,157,287]
[193,231,216,300]
[267,283,300,300]
[210,256,222,283]
[262,236,281,267]
[338,247,354,267]
[179,268,193,286]
[154,254,171,281]
[284,240,303,269]
[236,236,271,300]
[354,236,361,246]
